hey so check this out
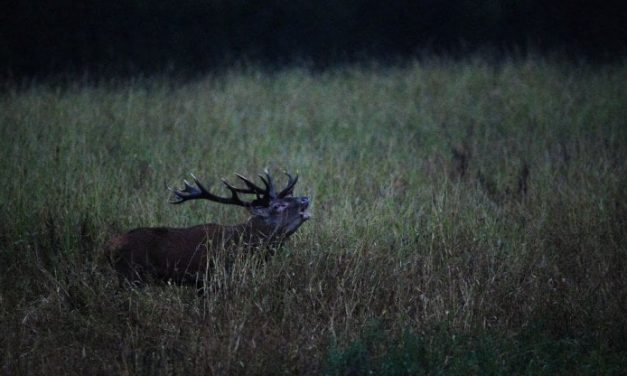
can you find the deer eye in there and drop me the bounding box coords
[271,202,287,212]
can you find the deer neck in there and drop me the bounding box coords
[232,216,285,247]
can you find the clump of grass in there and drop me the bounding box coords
[325,322,627,375]
[1,56,626,374]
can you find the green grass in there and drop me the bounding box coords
[325,321,627,375]
[1,57,626,374]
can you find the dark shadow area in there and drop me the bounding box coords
[2,0,626,79]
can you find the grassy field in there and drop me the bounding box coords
[1,57,626,374]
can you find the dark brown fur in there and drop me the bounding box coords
[107,172,310,285]
[107,219,282,284]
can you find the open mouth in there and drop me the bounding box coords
[300,200,311,220]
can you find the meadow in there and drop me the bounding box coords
[1,57,626,374]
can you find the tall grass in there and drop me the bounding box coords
[1,57,626,374]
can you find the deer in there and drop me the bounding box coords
[106,170,310,285]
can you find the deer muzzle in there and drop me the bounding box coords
[300,197,311,219]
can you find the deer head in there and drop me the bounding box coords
[170,170,311,241]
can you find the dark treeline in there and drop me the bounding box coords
[2,0,626,78]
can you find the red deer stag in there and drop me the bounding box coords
[107,170,310,284]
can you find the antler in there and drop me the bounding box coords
[233,173,266,196]
[258,169,277,199]
[170,174,255,207]
[278,171,298,198]
[169,170,299,207]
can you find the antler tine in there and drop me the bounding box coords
[259,169,277,198]
[235,173,266,196]
[221,178,256,194]
[169,175,204,204]
[278,170,299,198]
